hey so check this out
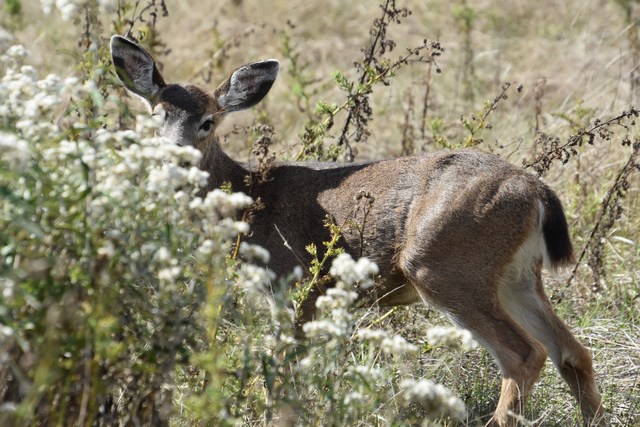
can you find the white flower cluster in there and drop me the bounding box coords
[329,252,379,288]
[342,391,365,406]
[134,113,163,135]
[357,328,418,356]
[236,263,275,293]
[147,163,209,194]
[234,244,275,294]
[97,240,116,258]
[426,326,478,351]
[356,327,388,343]
[113,135,203,166]
[0,45,81,144]
[0,47,257,278]
[195,239,218,260]
[152,247,181,285]
[399,378,467,420]
[315,287,358,311]
[380,335,418,355]
[188,189,253,240]
[303,253,377,341]
[308,296,354,336]
[41,0,116,21]
[0,323,14,340]
[41,0,78,20]
[0,39,256,242]
[0,131,30,169]
[1,278,15,301]
[1,44,27,65]
[347,365,384,384]
[42,138,98,170]
[302,319,346,340]
[238,242,270,264]
[103,133,206,200]
[189,189,252,218]
[264,333,297,350]
[84,129,209,223]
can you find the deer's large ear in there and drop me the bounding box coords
[214,60,279,113]
[110,35,166,108]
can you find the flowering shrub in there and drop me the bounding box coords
[0,41,258,424]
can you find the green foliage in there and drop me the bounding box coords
[452,1,476,31]
[3,0,21,16]
[460,82,514,148]
[425,116,450,148]
[0,52,246,423]
[294,216,344,318]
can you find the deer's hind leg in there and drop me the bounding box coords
[497,254,606,426]
[400,261,548,427]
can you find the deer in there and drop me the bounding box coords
[110,35,606,426]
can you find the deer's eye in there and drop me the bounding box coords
[197,114,216,138]
[199,119,213,132]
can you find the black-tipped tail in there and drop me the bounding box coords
[542,186,575,269]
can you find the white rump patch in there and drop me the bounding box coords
[496,199,562,363]
[537,199,552,269]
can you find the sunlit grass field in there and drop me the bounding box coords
[1,0,638,425]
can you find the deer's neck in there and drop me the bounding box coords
[200,140,250,193]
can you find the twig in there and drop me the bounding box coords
[565,141,640,291]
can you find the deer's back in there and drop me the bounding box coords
[246,149,548,296]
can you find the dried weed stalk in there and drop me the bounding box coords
[400,89,416,155]
[336,0,443,161]
[523,107,640,292]
[238,123,276,235]
[460,82,520,148]
[296,0,443,162]
[247,124,277,186]
[566,140,640,292]
[118,0,169,39]
[452,0,476,104]
[524,108,640,176]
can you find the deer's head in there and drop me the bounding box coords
[110,35,279,151]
